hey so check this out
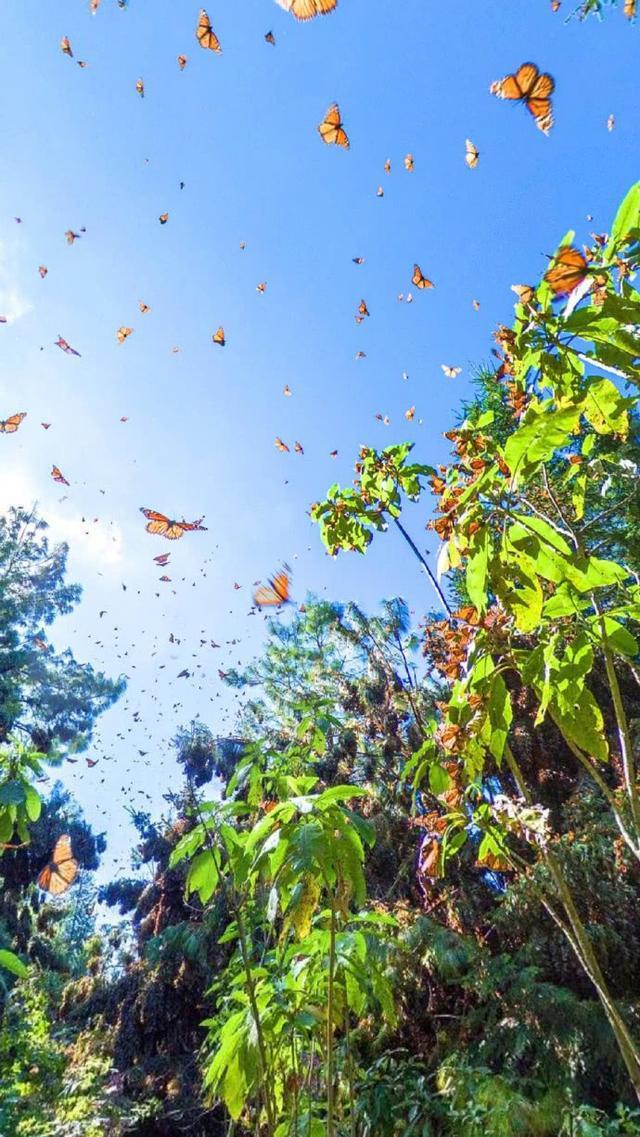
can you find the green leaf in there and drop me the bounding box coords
[428,764,452,795]
[0,949,28,978]
[583,377,630,437]
[552,686,608,762]
[465,527,491,614]
[605,181,640,262]
[511,514,572,556]
[593,615,639,659]
[0,781,26,806]
[504,402,581,486]
[24,784,41,823]
[186,849,220,903]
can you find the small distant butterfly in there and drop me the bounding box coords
[37,835,78,895]
[465,139,480,169]
[39,265,48,278]
[154,553,171,566]
[0,413,26,433]
[472,299,480,310]
[159,213,169,224]
[283,385,292,396]
[196,9,222,52]
[405,406,416,421]
[275,437,290,452]
[256,281,267,293]
[265,30,276,44]
[41,423,51,430]
[404,153,414,171]
[55,335,81,356]
[352,256,364,265]
[117,326,133,343]
[136,78,144,97]
[329,449,338,458]
[140,508,207,539]
[254,566,291,608]
[384,158,391,174]
[358,299,370,317]
[607,114,615,132]
[178,55,188,69]
[441,364,462,379]
[60,36,73,57]
[544,245,590,296]
[376,186,384,197]
[355,351,366,359]
[139,301,150,313]
[318,103,349,149]
[65,229,80,244]
[52,465,70,485]
[490,62,554,134]
[212,326,226,346]
[294,441,304,454]
[275,0,337,18]
[412,264,434,290]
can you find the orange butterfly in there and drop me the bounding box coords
[544,245,590,296]
[275,437,290,452]
[256,281,267,293]
[139,301,151,313]
[490,62,554,134]
[0,413,26,433]
[196,9,222,52]
[55,335,80,356]
[254,567,291,608]
[412,264,434,290]
[140,508,208,540]
[265,30,276,44]
[154,553,171,566]
[51,465,70,485]
[159,213,169,224]
[177,54,188,69]
[117,326,133,343]
[275,0,337,18]
[37,834,79,895]
[318,103,349,149]
[404,153,414,171]
[136,78,144,97]
[358,299,369,317]
[60,36,73,57]
[212,326,226,346]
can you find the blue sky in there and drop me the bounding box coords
[0,0,638,879]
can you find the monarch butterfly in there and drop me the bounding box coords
[256,281,267,293]
[275,0,338,18]
[405,406,415,421]
[294,440,304,454]
[265,30,276,44]
[177,54,188,69]
[212,326,226,346]
[275,437,290,452]
[140,508,208,539]
[254,567,291,608]
[41,422,51,429]
[544,245,590,295]
[490,62,554,134]
[39,265,48,278]
[196,9,222,53]
[60,36,73,57]
[136,78,144,97]
[318,103,349,149]
[352,256,364,265]
[0,413,26,433]
[37,834,79,895]
[476,848,511,872]
[404,153,414,171]
[52,465,70,485]
[56,335,80,356]
[139,301,151,313]
[154,552,171,566]
[376,186,384,197]
[511,283,535,305]
[412,264,434,290]
[159,213,169,224]
[607,114,615,132]
[117,326,133,343]
[384,158,391,174]
[624,0,636,18]
[441,364,462,378]
[65,230,80,244]
[358,299,369,317]
[465,139,479,169]
[283,385,292,396]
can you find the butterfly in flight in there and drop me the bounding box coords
[490,62,554,134]
[136,78,144,97]
[159,213,169,224]
[441,364,462,379]
[212,326,226,346]
[265,30,276,44]
[37,835,79,895]
[140,508,207,540]
[52,465,70,485]
[412,264,434,290]
[177,54,188,69]
[465,139,480,169]
[253,567,292,608]
[196,9,222,52]
[56,335,80,356]
[275,0,337,17]
[318,103,349,149]
[39,265,48,278]
[65,229,81,244]
[60,36,73,57]
[404,153,414,171]
[117,326,133,343]
[275,437,290,452]
[543,245,590,296]
[154,553,171,566]
[139,301,151,313]
[0,413,26,434]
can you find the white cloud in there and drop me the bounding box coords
[0,239,32,324]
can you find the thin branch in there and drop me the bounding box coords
[392,517,452,616]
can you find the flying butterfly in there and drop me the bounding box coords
[51,465,70,485]
[465,139,480,169]
[136,78,144,97]
[318,103,349,149]
[412,264,434,290]
[37,834,79,895]
[39,265,48,279]
[404,153,414,171]
[490,62,555,134]
[265,30,276,44]
[153,553,171,566]
[60,36,73,57]
[159,213,169,224]
[117,326,133,343]
[140,508,208,540]
[177,54,188,69]
[254,567,292,608]
[275,0,338,18]
[441,364,462,378]
[0,413,26,434]
[65,229,81,244]
[212,326,226,346]
[275,437,290,452]
[55,335,81,356]
[196,9,222,53]
[139,301,151,313]
[544,245,590,296]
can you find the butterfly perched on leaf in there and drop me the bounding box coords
[254,567,291,608]
[465,139,479,169]
[212,326,226,346]
[52,465,70,485]
[196,9,222,52]
[318,103,349,149]
[490,62,554,134]
[37,834,79,895]
[544,245,590,296]
[0,413,26,434]
[412,264,434,290]
[275,0,337,18]
[140,508,208,539]
[117,326,133,343]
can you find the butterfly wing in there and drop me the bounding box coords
[526,97,554,133]
[276,0,338,18]
[38,834,79,895]
[196,9,222,52]
[0,413,26,433]
[514,62,541,96]
[253,570,291,608]
[412,265,433,289]
[544,246,589,295]
[213,326,226,345]
[318,104,349,148]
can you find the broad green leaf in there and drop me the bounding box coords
[511,514,572,555]
[504,402,581,486]
[583,377,630,437]
[24,784,41,823]
[552,686,608,762]
[0,949,28,978]
[186,848,220,903]
[592,615,639,658]
[465,527,491,614]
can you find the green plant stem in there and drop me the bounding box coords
[326,897,337,1137]
[504,744,640,1100]
[392,517,452,616]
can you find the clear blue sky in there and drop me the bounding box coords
[0,0,638,879]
